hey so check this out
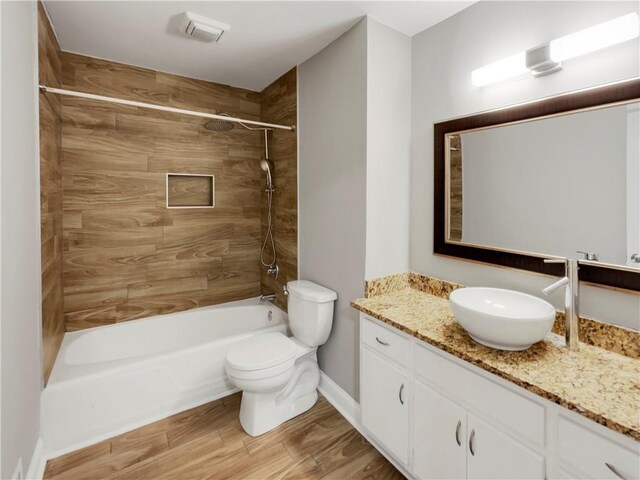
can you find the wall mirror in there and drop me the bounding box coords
[434,78,640,291]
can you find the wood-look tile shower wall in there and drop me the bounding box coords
[39,3,65,382]
[58,53,284,331]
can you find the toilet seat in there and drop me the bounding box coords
[226,332,298,380]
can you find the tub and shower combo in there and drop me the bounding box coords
[39,87,297,455]
[42,298,288,456]
[39,85,309,457]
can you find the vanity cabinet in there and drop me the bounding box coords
[361,318,411,465]
[358,314,639,480]
[466,414,544,479]
[413,381,467,479]
[361,348,410,464]
[413,380,544,480]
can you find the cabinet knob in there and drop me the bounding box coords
[469,429,476,456]
[399,384,405,405]
[375,337,390,346]
[605,463,627,480]
[455,420,462,446]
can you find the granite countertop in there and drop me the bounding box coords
[352,288,640,441]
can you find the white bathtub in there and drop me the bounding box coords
[42,297,288,456]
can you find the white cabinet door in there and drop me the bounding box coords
[413,380,467,479]
[361,348,409,465]
[467,414,545,480]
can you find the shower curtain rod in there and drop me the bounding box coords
[39,85,296,131]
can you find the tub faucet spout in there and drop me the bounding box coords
[260,294,277,303]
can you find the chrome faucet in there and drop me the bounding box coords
[542,257,580,351]
[260,293,277,303]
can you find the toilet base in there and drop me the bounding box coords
[238,354,320,437]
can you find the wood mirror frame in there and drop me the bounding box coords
[434,78,640,292]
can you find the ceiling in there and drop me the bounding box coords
[44,1,474,92]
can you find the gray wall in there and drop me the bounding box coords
[462,105,628,265]
[1,1,43,477]
[411,1,640,330]
[299,17,412,400]
[299,20,368,400]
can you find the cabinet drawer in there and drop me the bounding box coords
[413,342,545,447]
[558,417,639,479]
[361,317,410,367]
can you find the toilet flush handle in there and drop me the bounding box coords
[283,285,289,296]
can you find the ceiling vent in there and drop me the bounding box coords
[179,12,230,44]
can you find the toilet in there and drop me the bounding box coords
[225,280,337,437]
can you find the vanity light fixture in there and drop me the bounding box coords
[472,12,639,87]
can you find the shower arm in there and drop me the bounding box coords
[214,113,271,160]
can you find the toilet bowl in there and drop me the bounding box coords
[225,280,337,436]
[225,332,301,393]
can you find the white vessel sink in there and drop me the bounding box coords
[449,287,556,351]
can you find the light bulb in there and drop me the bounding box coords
[471,52,528,87]
[550,13,639,62]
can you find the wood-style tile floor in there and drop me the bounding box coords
[44,393,404,480]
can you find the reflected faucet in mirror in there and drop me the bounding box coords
[577,251,599,261]
[542,257,579,351]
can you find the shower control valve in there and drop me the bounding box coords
[267,263,279,279]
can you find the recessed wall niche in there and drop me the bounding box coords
[166,173,215,208]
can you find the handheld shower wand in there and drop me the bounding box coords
[260,130,278,278]
[260,159,274,191]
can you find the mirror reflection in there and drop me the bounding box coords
[446,101,640,269]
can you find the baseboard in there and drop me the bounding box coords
[317,370,360,426]
[25,438,46,480]
[317,371,414,480]
[11,458,23,480]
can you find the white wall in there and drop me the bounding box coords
[299,19,368,400]
[299,17,411,399]
[365,18,411,279]
[411,1,640,330]
[461,105,628,265]
[1,1,43,478]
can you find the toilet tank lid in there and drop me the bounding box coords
[287,280,337,303]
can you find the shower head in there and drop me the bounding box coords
[204,119,234,132]
[261,159,273,189]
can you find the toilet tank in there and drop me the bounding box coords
[287,280,337,347]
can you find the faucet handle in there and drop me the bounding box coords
[576,251,598,261]
[542,276,569,295]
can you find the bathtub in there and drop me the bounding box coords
[42,297,288,456]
